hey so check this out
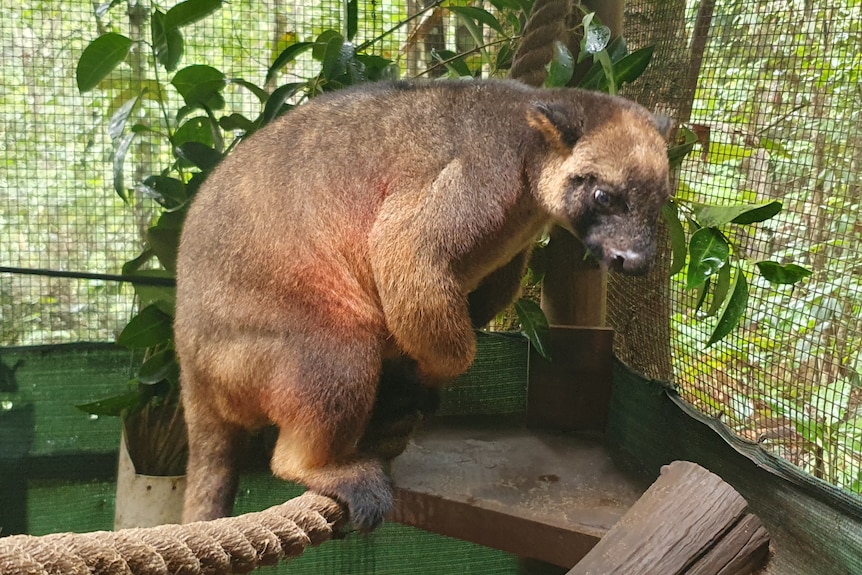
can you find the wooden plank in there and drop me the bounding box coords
[567,461,770,575]
[527,326,614,432]
[390,417,646,567]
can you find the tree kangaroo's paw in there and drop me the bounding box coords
[308,461,394,533]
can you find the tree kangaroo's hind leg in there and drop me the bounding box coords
[182,379,246,523]
[359,357,441,462]
[266,331,391,532]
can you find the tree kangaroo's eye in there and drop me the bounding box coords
[594,189,612,207]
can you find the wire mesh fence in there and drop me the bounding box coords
[0,0,409,345]
[1,0,860,499]
[664,0,862,495]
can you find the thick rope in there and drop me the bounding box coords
[509,0,574,87]
[0,492,346,575]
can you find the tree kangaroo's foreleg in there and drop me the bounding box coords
[373,257,475,383]
[370,168,481,384]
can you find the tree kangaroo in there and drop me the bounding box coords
[175,79,671,531]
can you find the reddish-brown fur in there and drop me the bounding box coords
[176,79,670,530]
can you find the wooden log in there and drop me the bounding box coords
[567,461,770,575]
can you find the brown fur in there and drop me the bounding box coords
[175,79,670,530]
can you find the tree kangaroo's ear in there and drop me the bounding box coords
[526,102,582,154]
[651,114,675,141]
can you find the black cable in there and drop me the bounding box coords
[0,266,176,287]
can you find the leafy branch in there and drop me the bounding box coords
[664,198,812,346]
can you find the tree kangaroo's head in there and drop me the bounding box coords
[528,94,671,275]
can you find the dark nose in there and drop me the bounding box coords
[607,249,650,275]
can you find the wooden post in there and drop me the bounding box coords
[540,228,608,326]
[567,461,770,575]
[527,326,614,432]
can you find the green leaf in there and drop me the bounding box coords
[346,0,358,40]
[544,41,574,88]
[686,227,729,290]
[151,10,184,72]
[137,175,186,209]
[595,50,616,94]
[267,41,314,83]
[230,78,270,102]
[164,0,222,29]
[122,249,156,276]
[514,298,552,361]
[204,108,223,155]
[432,49,473,78]
[692,201,782,227]
[147,212,185,273]
[448,6,506,34]
[316,32,350,81]
[76,389,143,417]
[668,126,698,169]
[176,141,222,170]
[495,43,514,72]
[756,261,813,285]
[693,277,711,313]
[577,36,626,90]
[171,65,226,110]
[76,33,133,92]
[174,116,214,150]
[578,60,605,90]
[219,113,257,133]
[729,201,783,224]
[352,54,398,81]
[760,138,792,159]
[582,18,611,55]
[139,349,179,385]
[108,93,142,140]
[605,36,628,62]
[706,142,753,164]
[112,132,136,203]
[312,30,343,62]
[263,82,305,124]
[662,202,687,276]
[133,284,176,317]
[707,266,748,346]
[707,262,732,317]
[129,270,176,311]
[118,305,174,348]
[612,45,653,87]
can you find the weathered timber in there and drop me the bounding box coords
[567,460,770,575]
[391,418,646,567]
